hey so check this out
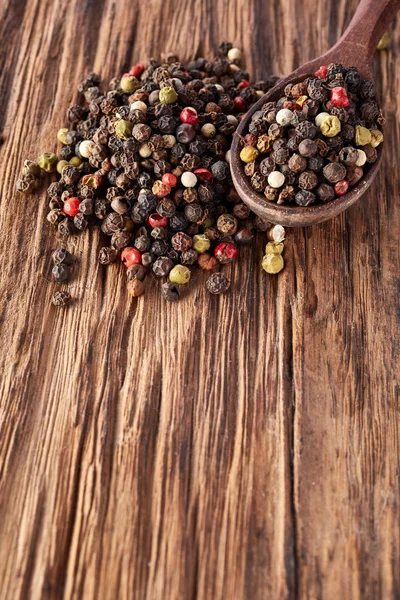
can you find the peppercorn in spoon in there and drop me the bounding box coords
[231,0,400,226]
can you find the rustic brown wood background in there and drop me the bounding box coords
[0,0,399,598]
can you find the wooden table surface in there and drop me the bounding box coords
[1,0,399,598]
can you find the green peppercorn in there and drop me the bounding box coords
[193,234,211,254]
[370,129,384,148]
[159,86,178,105]
[319,115,341,138]
[240,146,259,163]
[120,75,139,94]
[115,120,133,139]
[265,242,284,255]
[69,156,82,167]
[262,253,284,274]
[57,128,69,144]
[169,265,191,285]
[38,152,58,173]
[57,160,69,174]
[355,126,372,146]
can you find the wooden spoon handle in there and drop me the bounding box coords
[326,0,400,72]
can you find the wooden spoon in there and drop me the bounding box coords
[230,0,400,227]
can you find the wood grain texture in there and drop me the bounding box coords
[0,1,399,599]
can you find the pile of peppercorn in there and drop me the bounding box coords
[16,43,286,305]
[240,63,384,206]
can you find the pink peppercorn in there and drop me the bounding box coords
[330,86,350,108]
[335,180,349,195]
[315,65,328,78]
[214,242,238,264]
[162,173,177,188]
[244,133,258,146]
[238,80,250,89]
[129,64,145,78]
[152,180,171,198]
[180,107,198,125]
[147,213,168,228]
[194,168,213,182]
[121,247,142,267]
[233,96,247,112]
[63,197,80,217]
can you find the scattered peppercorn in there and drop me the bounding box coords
[52,291,72,307]
[17,43,290,303]
[206,272,230,294]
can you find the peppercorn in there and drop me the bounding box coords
[320,115,341,137]
[198,252,218,270]
[217,213,238,235]
[193,234,211,253]
[262,253,284,274]
[58,218,76,236]
[161,282,180,302]
[206,272,230,294]
[99,247,118,264]
[158,86,177,105]
[120,75,139,94]
[355,125,372,146]
[127,279,145,297]
[295,190,315,206]
[323,162,347,183]
[169,265,191,285]
[214,242,237,264]
[121,247,142,267]
[52,263,70,281]
[370,129,384,148]
[38,152,58,173]
[316,183,335,203]
[115,120,133,139]
[153,257,174,277]
[298,170,318,190]
[126,264,146,281]
[240,146,259,163]
[171,231,192,252]
[265,241,284,255]
[52,291,72,307]
[52,248,73,265]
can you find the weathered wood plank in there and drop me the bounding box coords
[0,1,399,599]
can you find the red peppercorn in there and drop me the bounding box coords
[330,86,350,108]
[244,133,258,146]
[162,173,177,188]
[147,213,168,228]
[283,101,302,111]
[180,107,198,126]
[121,247,142,267]
[238,79,250,89]
[214,242,238,264]
[129,63,145,78]
[63,197,80,217]
[194,168,213,182]
[233,96,247,112]
[335,180,349,195]
[314,65,328,78]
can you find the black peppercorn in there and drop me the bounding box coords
[206,272,230,294]
[52,248,73,265]
[295,190,316,206]
[99,247,118,264]
[161,281,180,301]
[52,291,72,307]
[52,263,70,281]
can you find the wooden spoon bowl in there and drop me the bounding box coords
[231,0,400,227]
